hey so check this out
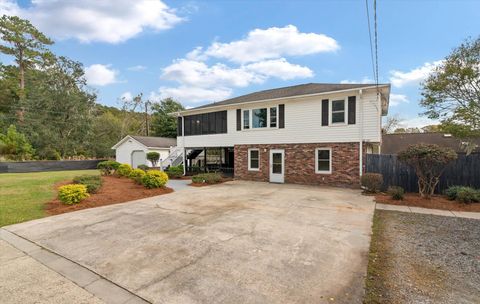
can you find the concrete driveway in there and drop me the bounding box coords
[3,181,375,304]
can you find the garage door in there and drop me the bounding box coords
[131,150,146,168]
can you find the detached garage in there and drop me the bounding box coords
[112,135,177,168]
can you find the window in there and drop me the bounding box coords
[184,111,227,136]
[243,110,250,129]
[331,99,346,124]
[248,149,260,171]
[315,148,332,174]
[252,108,267,128]
[270,107,277,128]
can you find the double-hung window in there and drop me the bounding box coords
[248,148,260,171]
[252,108,267,128]
[331,99,346,124]
[270,107,277,127]
[243,110,250,129]
[315,148,332,174]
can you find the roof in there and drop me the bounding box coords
[112,135,176,149]
[381,133,480,154]
[184,82,390,112]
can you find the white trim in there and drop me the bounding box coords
[248,148,260,171]
[269,149,285,183]
[329,98,347,126]
[315,147,332,174]
[173,84,390,116]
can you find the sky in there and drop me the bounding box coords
[1,0,479,128]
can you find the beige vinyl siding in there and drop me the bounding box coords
[178,90,382,147]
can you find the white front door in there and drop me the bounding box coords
[269,149,284,183]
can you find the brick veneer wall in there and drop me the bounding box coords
[234,142,371,187]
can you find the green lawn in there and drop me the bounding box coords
[0,170,99,227]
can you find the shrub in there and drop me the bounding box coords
[142,170,169,188]
[97,160,120,175]
[456,187,480,204]
[361,173,383,193]
[73,175,103,193]
[387,186,405,200]
[398,144,457,198]
[192,172,222,184]
[166,165,183,178]
[137,164,149,171]
[58,184,89,205]
[129,168,146,184]
[146,152,160,167]
[116,164,133,177]
[445,185,463,200]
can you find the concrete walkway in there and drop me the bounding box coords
[166,178,190,192]
[376,203,480,219]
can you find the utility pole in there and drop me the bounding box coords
[145,100,150,136]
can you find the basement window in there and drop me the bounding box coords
[315,148,332,174]
[248,148,260,171]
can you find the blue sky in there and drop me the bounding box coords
[1,0,479,128]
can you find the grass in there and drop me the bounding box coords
[0,170,99,227]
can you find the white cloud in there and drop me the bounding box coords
[389,94,409,107]
[400,116,440,129]
[151,86,232,104]
[390,60,442,88]
[1,0,183,43]
[127,65,147,72]
[340,76,374,84]
[85,64,118,86]
[120,91,133,101]
[198,25,339,63]
[245,58,313,80]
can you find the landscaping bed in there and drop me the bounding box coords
[364,210,480,304]
[189,173,232,187]
[375,192,480,212]
[46,176,173,215]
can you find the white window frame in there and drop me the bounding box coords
[329,98,347,125]
[242,105,279,131]
[269,106,277,128]
[248,148,260,171]
[315,148,332,174]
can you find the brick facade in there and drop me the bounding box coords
[234,142,370,187]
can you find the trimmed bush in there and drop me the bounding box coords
[445,186,463,200]
[387,186,405,200]
[166,165,183,178]
[137,164,149,171]
[361,173,383,193]
[73,175,103,193]
[97,160,120,175]
[146,152,160,167]
[116,164,133,177]
[445,186,480,204]
[192,172,222,184]
[142,170,169,188]
[129,168,146,184]
[58,184,89,205]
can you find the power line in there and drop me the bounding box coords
[365,0,376,82]
[374,0,379,90]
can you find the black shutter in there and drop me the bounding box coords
[177,117,182,136]
[279,104,285,128]
[236,109,241,131]
[348,96,356,125]
[321,99,329,126]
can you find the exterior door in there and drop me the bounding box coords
[269,149,284,183]
[131,150,146,168]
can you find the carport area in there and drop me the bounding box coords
[2,181,375,304]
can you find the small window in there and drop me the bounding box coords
[243,110,250,129]
[252,108,267,128]
[331,99,345,124]
[248,149,260,171]
[270,107,277,128]
[315,148,332,174]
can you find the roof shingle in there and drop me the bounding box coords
[131,136,176,148]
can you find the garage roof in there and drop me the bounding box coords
[112,135,177,149]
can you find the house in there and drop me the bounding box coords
[381,133,480,154]
[174,83,391,187]
[112,135,177,168]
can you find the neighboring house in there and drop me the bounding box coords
[381,133,480,154]
[112,135,177,168]
[174,83,390,187]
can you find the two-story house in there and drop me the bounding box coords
[174,83,390,187]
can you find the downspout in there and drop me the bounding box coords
[359,89,364,177]
[182,115,186,176]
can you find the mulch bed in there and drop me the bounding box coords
[189,178,233,187]
[46,176,173,215]
[375,192,480,212]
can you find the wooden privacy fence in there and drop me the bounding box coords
[366,153,480,193]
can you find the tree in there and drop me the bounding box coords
[420,37,480,152]
[0,124,34,160]
[398,144,457,198]
[118,93,146,138]
[382,115,403,134]
[147,151,160,167]
[151,98,185,138]
[0,15,53,95]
